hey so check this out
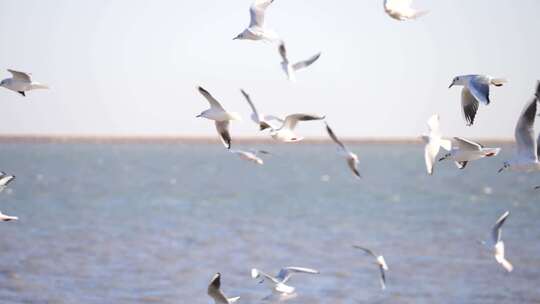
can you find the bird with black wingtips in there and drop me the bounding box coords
[233,0,279,42]
[449,74,506,126]
[353,245,389,290]
[196,86,242,149]
[325,122,361,178]
[0,69,49,97]
[278,41,321,82]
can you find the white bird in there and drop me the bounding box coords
[207,273,240,304]
[0,172,15,193]
[353,245,388,290]
[0,211,18,222]
[499,82,540,173]
[480,211,513,272]
[421,114,452,175]
[268,114,325,142]
[383,0,428,21]
[438,137,501,169]
[449,75,507,126]
[251,267,319,295]
[0,69,49,97]
[229,149,270,165]
[278,42,321,82]
[233,0,279,42]
[325,122,361,178]
[196,86,242,149]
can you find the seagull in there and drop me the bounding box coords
[278,41,321,82]
[0,211,18,222]
[233,0,279,42]
[325,122,361,178]
[499,82,540,173]
[383,0,428,21]
[353,245,388,290]
[0,173,15,193]
[240,89,273,131]
[438,137,501,169]
[449,75,507,126]
[0,69,49,97]
[229,149,270,165]
[421,114,451,175]
[268,114,325,142]
[480,211,513,272]
[251,267,319,295]
[196,86,242,149]
[207,273,240,304]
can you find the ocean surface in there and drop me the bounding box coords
[0,142,538,304]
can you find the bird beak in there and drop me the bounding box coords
[498,166,505,173]
[196,114,202,118]
[448,83,454,89]
[438,157,445,162]
[233,36,239,40]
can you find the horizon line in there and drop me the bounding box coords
[0,134,515,144]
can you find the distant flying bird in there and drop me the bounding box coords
[268,114,325,142]
[499,82,540,173]
[234,0,279,42]
[230,149,270,165]
[449,75,507,126]
[480,211,513,272]
[421,114,451,175]
[0,211,18,222]
[196,86,242,149]
[278,41,321,82]
[325,122,361,178]
[353,245,388,290]
[438,137,501,169]
[251,266,319,295]
[383,0,428,21]
[0,69,49,97]
[207,273,240,304]
[0,172,15,193]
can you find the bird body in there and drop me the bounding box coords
[269,114,325,142]
[234,0,279,42]
[278,42,321,82]
[383,0,428,21]
[0,69,49,96]
[230,149,269,165]
[0,211,18,222]
[251,267,319,295]
[439,137,501,169]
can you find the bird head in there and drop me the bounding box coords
[449,76,463,88]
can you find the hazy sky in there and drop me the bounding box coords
[0,0,539,139]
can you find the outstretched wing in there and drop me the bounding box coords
[515,97,537,161]
[325,122,346,150]
[453,137,482,151]
[492,211,510,243]
[293,53,321,71]
[461,88,480,126]
[215,121,231,149]
[8,69,31,82]
[249,0,274,28]
[241,89,261,124]
[198,86,225,111]
[352,245,377,258]
[468,77,491,105]
[278,41,288,62]
[277,267,319,283]
[282,113,325,131]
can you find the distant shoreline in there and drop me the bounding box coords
[0,135,514,145]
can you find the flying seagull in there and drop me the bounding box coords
[233,0,279,42]
[196,86,242,149]
[207,273,240,304]
[499,81,540,173]
[268,114,325,142]
[0,211,18,222]
[325,122,361,178]
[449,75,507,126]
[353,245,388,290]
[480,211,513,272]
[229,149,270,165]
[278,41,321,82]
[421,114,451,175]
[251,266,319,295]
[439,137,501,169]
[0,69,49,97]
[383,0,428,21]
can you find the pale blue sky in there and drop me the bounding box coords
[0,0,539,138]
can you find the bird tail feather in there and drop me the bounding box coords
[490,78,507,87]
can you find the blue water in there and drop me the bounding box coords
[0,143,538,304]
